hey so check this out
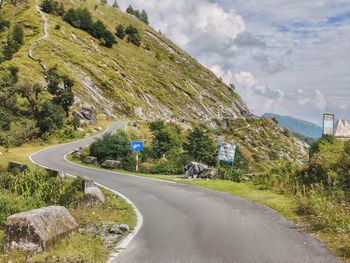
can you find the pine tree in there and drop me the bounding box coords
[126,4,134,15]
[115,24,125,39]
[140,9,149,25]
[112,0,119,9]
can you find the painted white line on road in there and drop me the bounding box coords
[59,172,143,263]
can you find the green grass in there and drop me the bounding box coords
[0,178,136,263]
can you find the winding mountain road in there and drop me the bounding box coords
[30,122,343,263]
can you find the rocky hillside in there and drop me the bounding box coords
[0,0,250,122]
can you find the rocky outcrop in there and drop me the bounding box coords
[5,206,78,252]
[101,160,121,169]
[334,119,350,138]
[84,179,105,206]
[184,162,218,179]
[80,222,130,250]
[83,156,98,165]
[8,161,28,173]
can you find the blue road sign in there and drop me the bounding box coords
[131,141,144,151]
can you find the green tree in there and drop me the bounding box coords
[37,101,65,133]
[126,4,134,15]
[150,121,181,159]
[115,24,125,39]
[125,25,141,46]
[40,0,54,13]
[112,0,119,8]
[89,131,131,162]
[0,110,11,131]
[45,67,61,95]
[2,23,24,61]
[184,126,216,166]
[140,9,149,24]
[16,81,43,117]
[53,87,74,117]
[0,18,10,32]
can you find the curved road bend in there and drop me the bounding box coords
[31,122,343,263]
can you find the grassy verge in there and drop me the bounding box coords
[0,119,111,169]
[0,173,136,263]
[70,156,349,262]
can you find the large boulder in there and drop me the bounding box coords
[83,156,98,165]
[200,168,219,179]
[8,161,28,173]
[101,160,121,169]
[5,206,78,252]
[84,179,105,206]
[80,104,96,121]
[184,162,208,179]
[184,162,218,179]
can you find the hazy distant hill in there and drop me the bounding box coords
[263,113,322,139]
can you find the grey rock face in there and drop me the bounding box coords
[184,162,208,178]
[83,156,98,165]
[72,149,83,159]
[84,179,105,205]
[184,162,218,179]
[101,160,121,169]
[119,224,130,233]
[80,104,96,121]
[80,222,125,249]
[8,162,29,173]
[5,206,78,252]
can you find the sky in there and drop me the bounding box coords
[116,0,350,125]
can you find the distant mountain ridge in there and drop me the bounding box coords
[262,113,322,139]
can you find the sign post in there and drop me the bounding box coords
[323,113,335,135]
[217,142,237,179]
[131,141,144,172]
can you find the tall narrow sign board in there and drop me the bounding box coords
[323,114,335,135]
[217,142,237,178]
[131,141,144,172]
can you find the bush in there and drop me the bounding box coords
[148,160,182,175]
[0,18,9,32]
[125,25,141,46]
[89,130,131,162]
[115,24,125,39]
[40,0,65,16]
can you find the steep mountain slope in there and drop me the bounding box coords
[263,113,322,139]
[0,0,308,165]
[1,0,250,121]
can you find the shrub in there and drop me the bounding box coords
[115,24,125,39]
[125,25,141,46]
[89,130,131,162]
[40,0,65,16]
[0,18,9,32]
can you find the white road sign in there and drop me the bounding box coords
[218,142,236,163]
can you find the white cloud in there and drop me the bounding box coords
[234,71,257,89]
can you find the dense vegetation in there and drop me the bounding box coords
[255,136,350,259]
[63,7,117,47]
[0,167,136,262]
[0,65,78,147]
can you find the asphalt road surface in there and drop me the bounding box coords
[30,122,343,263]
